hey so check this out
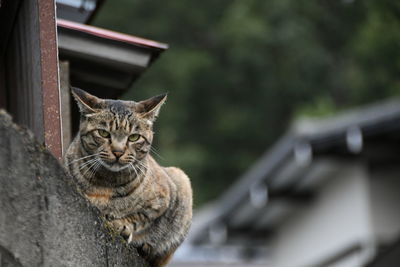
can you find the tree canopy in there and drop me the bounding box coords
[94,0,400,206]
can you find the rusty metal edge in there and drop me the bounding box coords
[38,0,63,160]
[57,18,169,51]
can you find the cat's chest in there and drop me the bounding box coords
[84,185,146,213]
[83,176,170,219]
[84,187,114,206]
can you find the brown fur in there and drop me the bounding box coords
[64,88,192,267]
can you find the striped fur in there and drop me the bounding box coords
[64,88,192,267]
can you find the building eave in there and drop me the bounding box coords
[57,19,168,95]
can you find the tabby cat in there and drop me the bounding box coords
[64,88,192,267]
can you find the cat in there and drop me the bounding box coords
[64,87,192,267]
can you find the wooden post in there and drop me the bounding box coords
[60,61,72,155]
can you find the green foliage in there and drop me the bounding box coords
[94,0,400,205]
[295,95,337,119]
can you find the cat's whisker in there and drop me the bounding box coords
[89,161,101,181]
[81,160,97,176]
[150,146,164,160]
[87,160,99,179]
[132,163,146,180]
[78,158,98,170]
[68,153,99,165]
[79,157,97,165]
[127,163,132,177]
[131,163,139,177]
[137,161,154,178]
[135,163,147,176]
[78,161,96,172]
[132,164,139,177]
[82,159,99,177]
[136,165,145,176]
[135,161,146,170]
[86,162,99,180]
[135,159,149,171]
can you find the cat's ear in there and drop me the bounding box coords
[71,87,103,115]
[135,93,167,121]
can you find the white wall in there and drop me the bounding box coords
[270,162,374,267]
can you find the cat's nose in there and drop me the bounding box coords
[112,150,124,159]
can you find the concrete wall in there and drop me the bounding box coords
[0,110,148,267]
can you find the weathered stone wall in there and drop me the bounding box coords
[0,110,148,267]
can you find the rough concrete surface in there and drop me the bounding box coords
[0,110,148,267]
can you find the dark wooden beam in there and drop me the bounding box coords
[0,0,23,59]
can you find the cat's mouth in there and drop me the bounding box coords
[99,159,130,172]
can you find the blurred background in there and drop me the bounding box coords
[85,2,400,266]
[92,0,400,206]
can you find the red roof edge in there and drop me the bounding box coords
[57,19,169,51]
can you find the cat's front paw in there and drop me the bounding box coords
[121,224,134,243]
[106,219,133,243]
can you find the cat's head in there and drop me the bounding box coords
[71,87,166,172]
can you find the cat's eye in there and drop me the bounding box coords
[98,129,110,138]
[128,134,140,142]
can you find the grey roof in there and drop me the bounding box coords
[292,97,400,139]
